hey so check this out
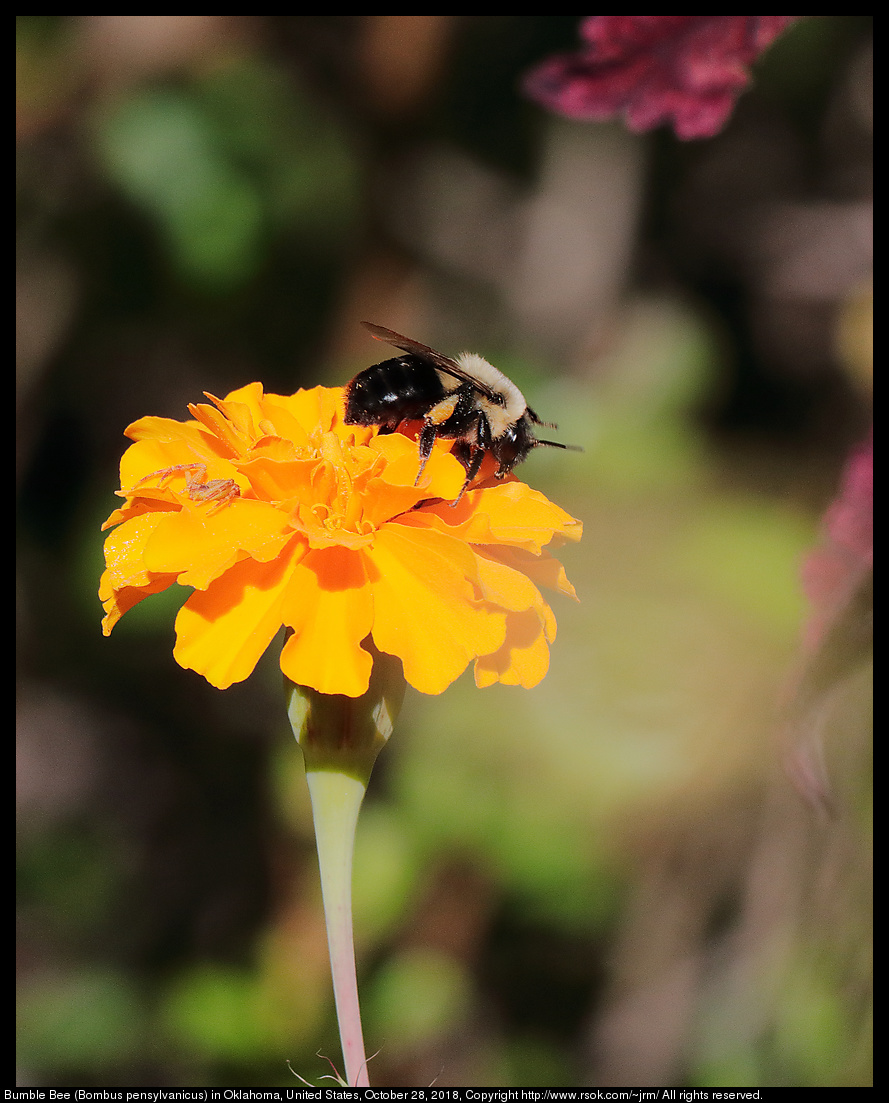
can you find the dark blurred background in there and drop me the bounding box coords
[17,16,872,1088]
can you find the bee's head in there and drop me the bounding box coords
[491,415,538,476]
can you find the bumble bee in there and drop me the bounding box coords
[344,322,579,502]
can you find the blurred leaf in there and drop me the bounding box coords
[352,803,423,945]
[672,498,814,639]
[195,58,361,238]
[17,828,122,933]
[505,1033,580,1088]
[836,277,873,393]
[17,968,145,1070]
[16,17,74,135]
[692,1051,767,1090]
[92,57,361,293]
[753,16,871,118]
[95,87,263,290]
[582,297,721,493]
[160,963,277,1061]
[491,803,623,931]
[364,948,472,1053]
[775,958,860,1086]
[391,696,623,934]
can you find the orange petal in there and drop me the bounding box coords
[272,386,342,438]
[101,493,179,532]
[187,402,252,456]
[279,547,374,697]
[118,435,225,492]
[366,523,506,695]
[474,607,551,689]
[205,383,266,438]
[471,547,542,612]
[410,480,582,552]
[143,498,292,589]
[100,571,178,635]
[234,453,319,504]
[172,540,304,689]
[369,433,467,502]
[101,512,169,588]
[123,415,215,448]
[476,544,578,601]
[360,479,430,529]
[252,398,313,449]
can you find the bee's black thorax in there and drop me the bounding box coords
[344,355,446,430]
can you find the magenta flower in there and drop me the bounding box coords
[800,430,873,658]
[785,430,873,810]
[524,16,799,140]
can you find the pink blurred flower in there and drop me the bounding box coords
[524,16,799,140]
[800,430,873,656]
[784,431,872,811]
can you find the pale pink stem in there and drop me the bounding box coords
[305,769,370,1088]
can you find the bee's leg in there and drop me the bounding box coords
[449,415,490,506]
[449,450,483,506]
[465,447,486,482]
[414,422,440,485]
[467,418,491,482]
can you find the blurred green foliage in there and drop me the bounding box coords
[94,60,361,292]
[17,968,146,1073]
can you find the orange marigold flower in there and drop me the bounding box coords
[100,384,581,697]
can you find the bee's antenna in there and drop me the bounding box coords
[536,440,583,452]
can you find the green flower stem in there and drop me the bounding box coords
[305,768,369,1088]
[286,647,406,1088]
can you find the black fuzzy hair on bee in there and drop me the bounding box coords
[344,322,580,503]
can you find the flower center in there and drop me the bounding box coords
[291,431,377,547]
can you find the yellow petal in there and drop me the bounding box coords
[252,398,313,449]
[205,383,266,438]
[118,436,212,492]
[359,479,430,529]
[172,540,304,689]
[368,433,467,502]
[123,415,214,448]
[101,512,168,588]
[410,480,582,552]
[471,548,542,612]
[474,607,551,689]
[100,571,178,635]
[101,492,179,533]
[272,386,342,438]
[477,544,578,601]
[100,509,180,633]
[279,547,374,697]
[143,498,292,590]
[187,401,253,456]
[367,523,506,695]
[234,453,319,504]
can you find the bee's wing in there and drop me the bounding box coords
[362,322,500,401]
